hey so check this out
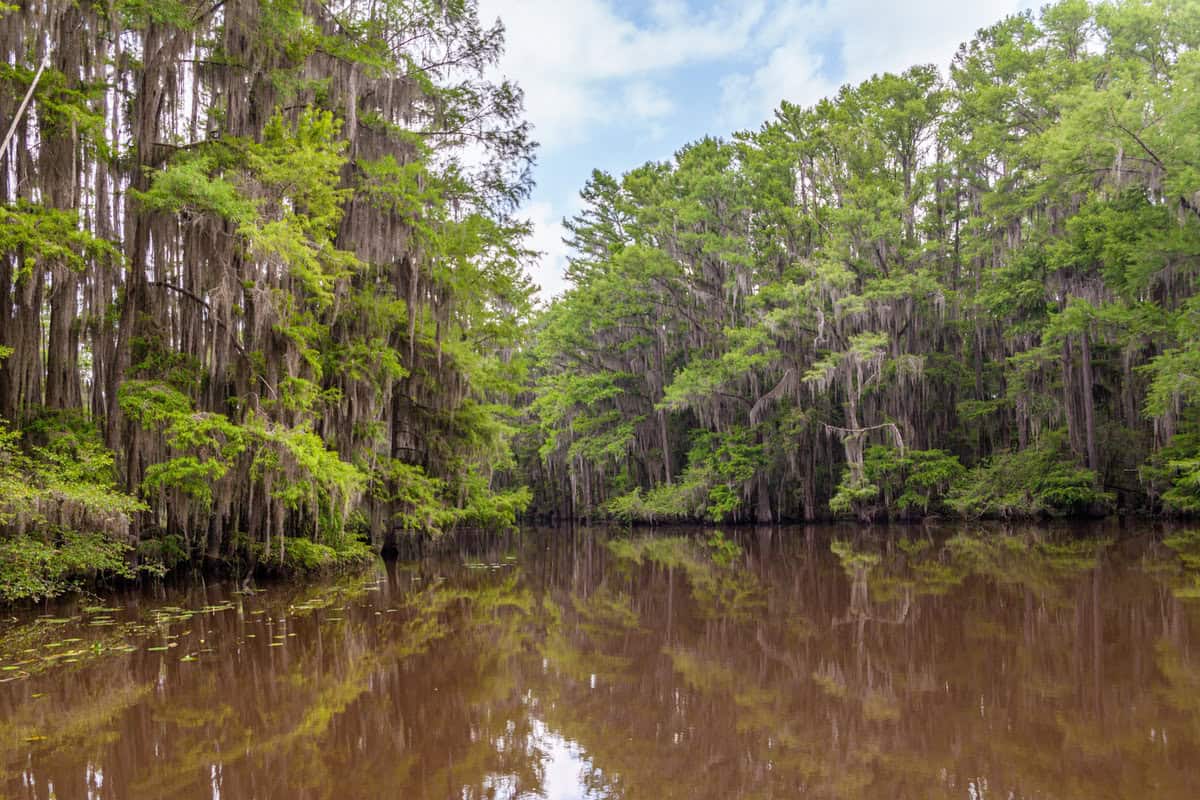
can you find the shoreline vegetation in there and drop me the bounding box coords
[2,0,1200,602]
[521,0,1200,527]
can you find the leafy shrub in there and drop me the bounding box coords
[456,479,532,530]
[0,528,134,603]
[1142,430,1200,514]
[372,459,529,536]
[605,428,763,523]
[281,535,374,574]
[0,411,146,603]
[829,446,964,520]
[947,431,1112,518]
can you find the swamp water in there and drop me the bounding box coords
[1,524,1199,799]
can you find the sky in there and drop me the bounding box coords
[475,0,1033,302]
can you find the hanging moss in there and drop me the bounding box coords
[522,0,1200,523]
[0,0,534,600]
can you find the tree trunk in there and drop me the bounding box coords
[658,408,672,485]
[1080,330,1098,472]
[46,267,81,409]
[1063,335,1081,458]
[755,471,773,524]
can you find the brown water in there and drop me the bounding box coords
[2,524,1199,800]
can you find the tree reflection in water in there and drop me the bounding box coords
[1,523,1199,799]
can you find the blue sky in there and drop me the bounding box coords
[476,0,1031,300]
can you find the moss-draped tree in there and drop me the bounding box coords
[524,0,1200,525]
[0,0,535,598]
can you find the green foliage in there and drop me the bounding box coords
[0,202,121,279]
[605,428,763,523]
[116,0,196,28]
[373,459,457,537]
[250,416,364,539]
[454,470,531,531]
[605,480,709,525]
[828,477,882,519]
[117,380,193,426]
[659,328,775,412]
[0,0,538,599]
[831,446,965,519]
[372,458,529,537]
[135,533,188,573]
[0,529,133,604]
[522,0,1200,522]
[132,152,256,224]
[530,371,633,463]
[0,414,145,603]
[948,432,1113,518]
[121,378,362,539]
[281,536,374,574]
[1142,428,1200,514]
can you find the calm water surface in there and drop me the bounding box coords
[2,524,1200,799]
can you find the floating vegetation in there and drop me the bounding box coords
[199,604,235,614]
[0,565,390,686]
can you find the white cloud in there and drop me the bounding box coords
[648,0,693,26]
[720,0,1028,127]
[479,0,766,149]
[624,81,675,121]
[830,0,1026,81]
[719,44,833,133]
[521,200,572,302]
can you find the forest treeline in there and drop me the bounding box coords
[519,0,1200,526]
[3,0,1200,602]
[0,0,536,600]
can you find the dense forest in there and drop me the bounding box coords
[0,0,536,600]
[521,0,1200,526]
[2,0,1200,601]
